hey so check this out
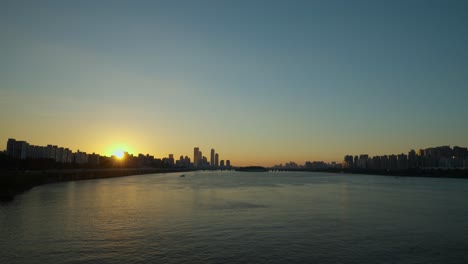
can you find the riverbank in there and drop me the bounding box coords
[236,166,268,172]
[342,168,468,178]
[270,167,468,178]
[0,168,193,202]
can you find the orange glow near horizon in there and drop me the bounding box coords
[114,149,125,159]
[107,143,135,159]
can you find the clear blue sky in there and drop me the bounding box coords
[1,0,467,166]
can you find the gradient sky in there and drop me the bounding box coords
[1,0,467,166]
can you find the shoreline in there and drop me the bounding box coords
[0,168,193,202]
[268,168,468,178]
[2,167,468,202]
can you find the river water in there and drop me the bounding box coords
[1,171,468,263]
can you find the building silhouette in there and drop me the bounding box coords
[7,138,28,160]
[210,149,215,167]
[194,147,200,167]
[343,146,468,170]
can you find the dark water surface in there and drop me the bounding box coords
[1,171,468,263]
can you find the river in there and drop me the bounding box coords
[1,171,468,263]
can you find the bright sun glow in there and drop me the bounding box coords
[114,149,125,159]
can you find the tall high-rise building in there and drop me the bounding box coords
[194,147,200,167]
[210,149,215,167]
[343,155,354,168]
[215,153,219,167]
[381,155,389,170]
[397,153,408,169]
[358,154,369,169]
[408,149,417,168]
[168,154,174,166]
[57,147,64,163]
[6,138,29,160]
[226,160,230,167]
[388,155,398,169]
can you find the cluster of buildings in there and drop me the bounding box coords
[193,147,231,169]
[12,137,465,171]
[343,146,468,170]
[272,161,340,170]
[270,146,468,171]
[115,152,186,168]
[110,150,232,169]
[122,147,232,169]
[4,138,232,169]
[6,138,99,165]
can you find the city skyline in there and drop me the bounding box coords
[2,135,468,167]
[4,137,233,168]
[1,1,468,166]
[4,137,468,170]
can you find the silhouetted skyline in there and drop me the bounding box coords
[4,138,232,169]
[1,1,468,166]
[4,137,468,171]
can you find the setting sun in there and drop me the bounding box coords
[114,149,125,159]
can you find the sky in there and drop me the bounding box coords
[1,0,467,166]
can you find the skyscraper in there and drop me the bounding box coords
[343,155,354,168]
[215,153,219,167]
[194,147,200,167]
[168,154,174,166]
[408,149,417,168]
[210,149,215,167]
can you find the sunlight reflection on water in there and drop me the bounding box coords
[1,171,468,264]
